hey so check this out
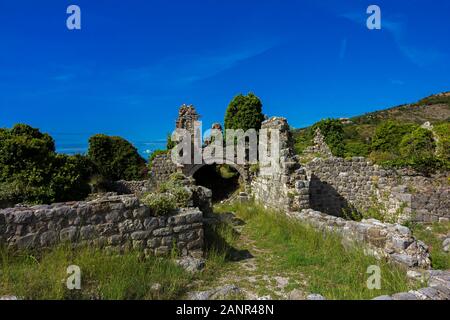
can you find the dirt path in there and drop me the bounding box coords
[190,212,308,300]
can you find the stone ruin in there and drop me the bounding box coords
[303,128,332,157]
[175,104,200,133]
[1,103,449,299]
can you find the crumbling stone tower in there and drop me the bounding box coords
[251,117,310,211]
[176,104,200,133]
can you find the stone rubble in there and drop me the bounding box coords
[187,284,242,300]
[373,270,450,300]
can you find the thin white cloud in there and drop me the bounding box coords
[124,43,278,86]
[389,79,405,85]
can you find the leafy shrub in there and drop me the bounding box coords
[293,128,314,154]
[368,150,397,164]
[158,173,191,207]
[142,193,176,216]
[224,93,265,131]
[434,122,450,162]
[168,172,186,182]
[371,121,417,153]
[382,156,447,176]
[166,133,176,150]
[312,119,345,157]
[50,154,93,202]
[399,127,435,158]
[344,141,370,157]
[0,124,92,205]
[171,186,191,207]
[87,134,147,181]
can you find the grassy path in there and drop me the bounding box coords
[194,218,308,299]
[194,202,417,300]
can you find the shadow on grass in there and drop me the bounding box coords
[204,213,253,263]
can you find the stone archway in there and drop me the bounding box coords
[186,163,244,202]
[184,162,248,182]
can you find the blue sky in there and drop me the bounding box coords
[0,0,449,156]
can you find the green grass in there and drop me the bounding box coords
[0,202,426,300]
[408,221,450,270]
[214,201,417,300]
[0,245,192,300]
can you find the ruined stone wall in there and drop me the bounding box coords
[112,180,152,197]
[251,117,310,211]
[291,209,431,269]
[150,153,178,186]
[0,195,204,258]
[305,157,449,223]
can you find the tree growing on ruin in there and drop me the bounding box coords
[224,93,265,131]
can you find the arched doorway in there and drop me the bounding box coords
[191,164,241,202]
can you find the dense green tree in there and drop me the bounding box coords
[50,154,93,202]
[87,134,147,181]
[0,124,92,205]
[224,93,265,131]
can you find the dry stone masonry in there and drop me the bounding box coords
[149,152,177,186]
[251,117,310,211]
[113,180,153,197]
[305,156,449,223]
[0,194,204,258]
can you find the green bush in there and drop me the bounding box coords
[87,134,147,181]
[312,119,345,157]
[158,173,191,207]
[399,127,435,158]
[50,154,93,202]
[166,133,176,150]
[344,141,370,157]
[142,193,176,216]
[382,156,447,175]
[293,128,314,154]
[371,121,417,153]
[0,124,92,205]
[224,93,265,131]
[434,122,450,163]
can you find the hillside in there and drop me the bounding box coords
[293,92,450,172]
[352,92,450,125]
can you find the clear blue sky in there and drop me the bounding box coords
[0,0,449,155]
